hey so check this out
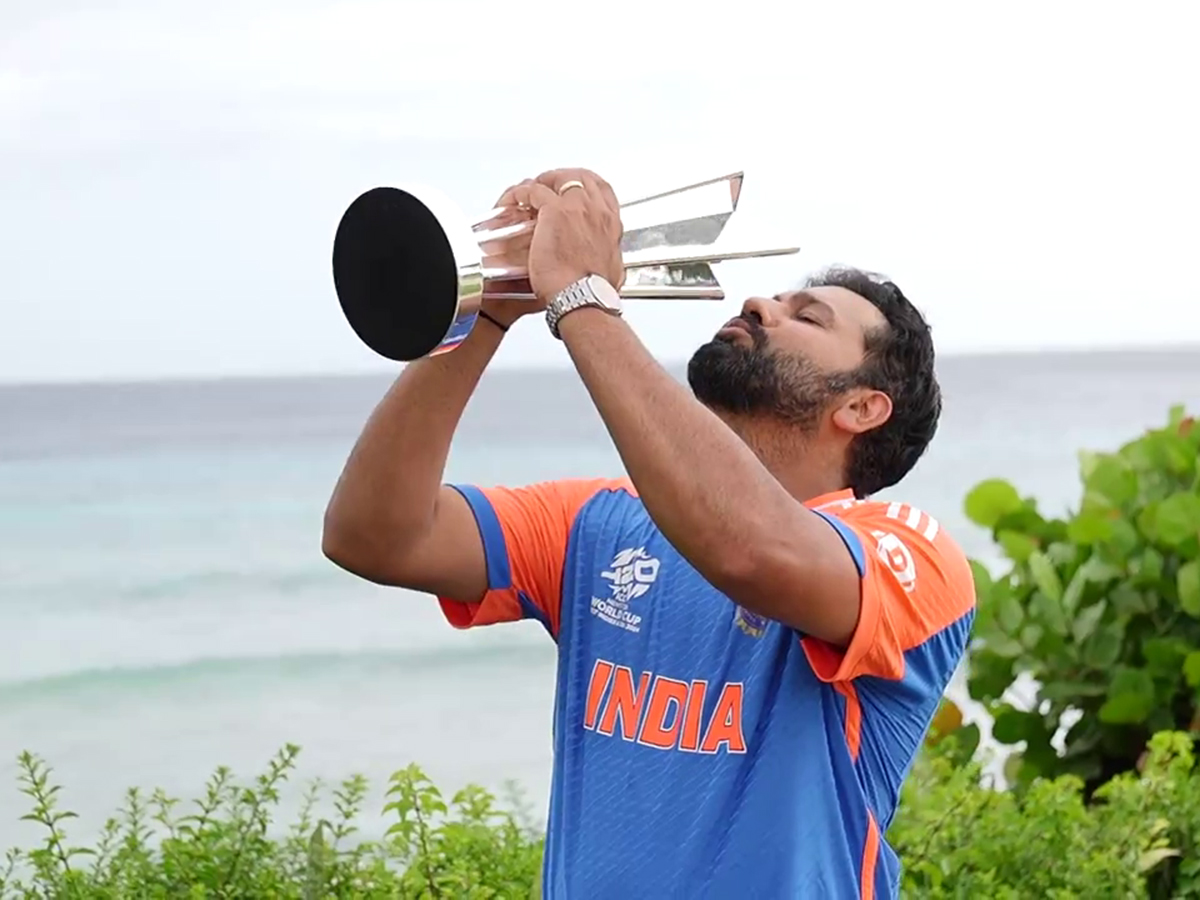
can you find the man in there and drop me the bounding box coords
[322,168,975,898]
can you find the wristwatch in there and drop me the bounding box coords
[545,274,623,340]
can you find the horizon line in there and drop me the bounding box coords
[2,341,1198,392]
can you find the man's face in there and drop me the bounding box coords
[687,286,889,429]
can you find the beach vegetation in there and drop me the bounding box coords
[964,405,1200,795]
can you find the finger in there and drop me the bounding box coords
[493,179,535,211]
[534,168,603,205]
[590,173,620,216]
[548,168,616,203]
[509,181,561,211]
[534,167,592,190]
[538,169,621,236]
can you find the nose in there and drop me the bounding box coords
[740,295,787,327]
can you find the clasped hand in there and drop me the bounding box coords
[483,169,625,322]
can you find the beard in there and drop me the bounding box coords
[686,318,854,430]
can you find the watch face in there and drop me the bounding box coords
[586,274,623,312]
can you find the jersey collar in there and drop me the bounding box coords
[805,489,857,510]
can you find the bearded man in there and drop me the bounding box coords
[323,167,976,899]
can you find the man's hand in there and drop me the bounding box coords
[477,180,542,327]
[507,168,625,302]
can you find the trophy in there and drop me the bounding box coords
[331,172,800,362]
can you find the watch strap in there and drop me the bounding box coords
[546,276,620,339]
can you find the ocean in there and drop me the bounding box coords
[2,348,1198,851]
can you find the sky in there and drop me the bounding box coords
[1,0,1197,384]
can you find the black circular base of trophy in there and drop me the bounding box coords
[331,187,460,362]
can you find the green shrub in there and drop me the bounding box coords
[891,727,1200,899]
[964,405,1200,793]
[7,732,1200,898]
[0,746,543,899]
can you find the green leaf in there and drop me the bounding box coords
[1082,623,1124,670]
[1137,502,1162,543]
[1066,509,1115,545]
[1110,583,1154,617]
[1030,590,1070,636]
[994,591,1025,634]
[997,530,1039,564]
[968,653,1016,700]
[1184,650,1200,687]
[1098,667,1156,724]
[991,705,1032,744]
[1179,561,1200,617]
[1019,623,1044,650]
[968,559,993,604]
[1107,517,1142,555]
[1084,455,1139,508]
[1038,679,1108,701]
[952,722,981,763]
[983,634,1027,658]
[1078,554,1122,584]
[1060,567,1087,616]
[964,479,1024,528]
[1129,547,1165,587]
[1045,540,1079,567]
[1071,600,1107,645]
[1027,551,1063,603]
[1142,637,1189,675]
[1156,492,1200,547]
[1002,751,1026,787]
[1169,403,1188,430]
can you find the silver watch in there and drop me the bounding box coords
[545,274,623,340]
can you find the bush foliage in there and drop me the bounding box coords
[5,730,1200,899]
[1,746,543,899]
[5,405,1197,897]
[964,406,1200,794]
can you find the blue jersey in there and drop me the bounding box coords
[438,478,975,898]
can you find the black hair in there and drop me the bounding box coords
[806,267,941,497]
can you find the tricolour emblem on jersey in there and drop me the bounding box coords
[591,547,660,634]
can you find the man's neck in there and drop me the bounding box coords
[716,412,848,504]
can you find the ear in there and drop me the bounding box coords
[831,388,892,436]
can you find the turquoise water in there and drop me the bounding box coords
[1,350,1198,849]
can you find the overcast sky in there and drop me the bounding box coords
[2,0,1197,384]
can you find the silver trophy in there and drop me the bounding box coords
[331,172,800,362]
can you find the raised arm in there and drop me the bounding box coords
[321,315,508,602]
[321,308,622,640]
[322,179,554,603]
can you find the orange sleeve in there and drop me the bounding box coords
[801,501,977,683]
[437,478,629,640]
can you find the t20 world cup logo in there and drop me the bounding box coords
[600,547,660,605]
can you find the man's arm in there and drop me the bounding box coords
[321,317,504,602]
[511,168,863,645]
[320,298,620,640]
[558,309,864,645]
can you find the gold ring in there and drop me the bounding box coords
[558,180,585,195]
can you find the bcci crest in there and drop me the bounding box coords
[592,547,660,633]
[734,606,767,638]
